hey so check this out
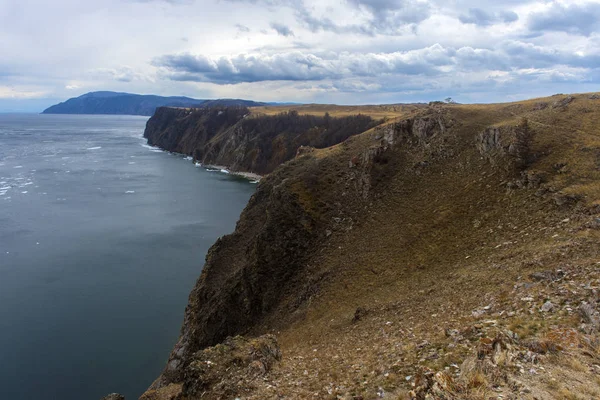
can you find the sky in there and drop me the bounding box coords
[1,0,600,111]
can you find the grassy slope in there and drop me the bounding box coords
[144,94,600,400]
[247,94,600,399]
[250,103,426,119]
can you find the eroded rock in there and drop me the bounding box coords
[100,394,125,400]
[552,96,575,109]
[182,335,281,399]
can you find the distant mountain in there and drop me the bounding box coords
[42,92,269,116]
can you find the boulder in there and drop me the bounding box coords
[100,394,125,400]
[552,96,575,109]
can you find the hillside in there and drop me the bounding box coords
[143,106,414,174]
[135,93,600,400]
[41,92,267,116]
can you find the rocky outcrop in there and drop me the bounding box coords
[372,113,447,148]
[101,394,125,400]
[552,95,575,109]
[183,335,280,398]
[477,118,533,169]
[349,112,450,198]
[142,336,280,400]
[144,107,379,175]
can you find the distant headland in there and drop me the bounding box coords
[41,91,272,116]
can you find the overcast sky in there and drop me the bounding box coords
[1,0,599,111]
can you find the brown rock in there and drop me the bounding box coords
[100,394,125,400]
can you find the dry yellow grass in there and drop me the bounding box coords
[250,103,425,119]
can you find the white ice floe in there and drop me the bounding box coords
[250,180,259,184]
[184,156,193,161]
[21,191,28,194]
[0,186,10,190]
[86,146,102,150]
[220,169,230,174]
[128,162,136,164]
[125,190,135,194]
[13,166,23,169]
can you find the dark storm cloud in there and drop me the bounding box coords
[528,2,600,36]
[459,8,518,26]
[270,22,294,36]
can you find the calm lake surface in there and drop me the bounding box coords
[0,114,256,399]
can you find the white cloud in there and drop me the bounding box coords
[0,86,49,99]
[0,0,599,110]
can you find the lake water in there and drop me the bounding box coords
[0,114,256,399]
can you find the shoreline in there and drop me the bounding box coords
[200,163,263,182]
[145,143,263,182]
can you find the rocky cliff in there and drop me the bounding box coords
[144,106,380,174]
[138,94,600,400]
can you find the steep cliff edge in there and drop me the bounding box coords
[144,106,381,175]
[140,94,600,400]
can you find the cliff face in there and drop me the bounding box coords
[144,106,380,174]
[140,95,600,400]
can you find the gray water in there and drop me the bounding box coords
[0,114,256,399]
